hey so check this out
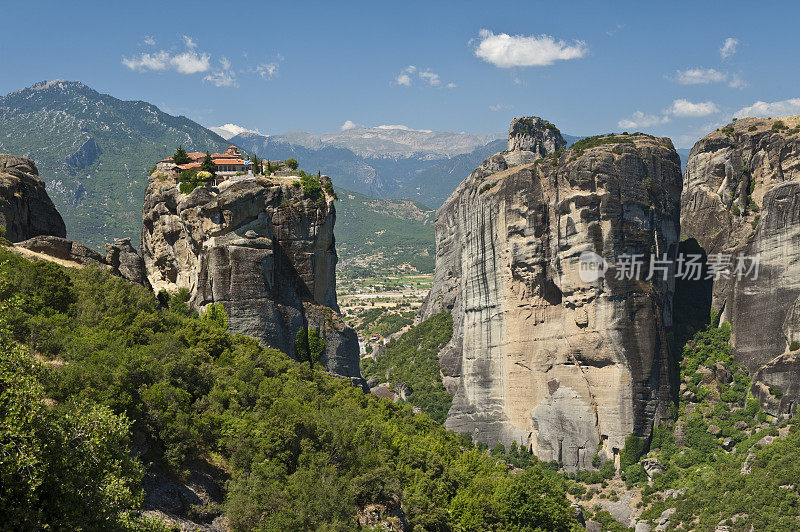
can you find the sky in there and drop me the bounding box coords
[1,0,800,148]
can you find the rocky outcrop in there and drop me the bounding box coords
[65,138,102,169]
[13,235,150,287]
[681,117,800,415]
[421,118,681,467]
[141,173,362,384]
[0,154,66,241]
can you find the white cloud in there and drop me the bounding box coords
[123,51,170,71]
[673,68,727,85]
[605,24,623,37]
[669,99,719,117]
[340,120,359,131]
[419,70,441,86]
[123,48,210,74]
[618,98,721,129]
[473,29,587,68]
[256,61,280,80]
[734,98,800,118]
[393,65,454,88]
[203,57,237,87]
[618,111,670,129]
[143,35,156,46]
[489,103,512,112]
[171,51,211,74]
[720,37,738,59]
[183,35,198,49]
[728,73,748,89]
[394,65,416,86]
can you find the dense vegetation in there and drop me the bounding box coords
[0,248,580,530]
[353,307,416,338]
[362,312,453,423]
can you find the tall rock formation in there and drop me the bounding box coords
[0,154,66,241]
[681,117,800,416]
[141,172,363,384]
[421,119,681,468]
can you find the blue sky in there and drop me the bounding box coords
[2,0,800,147]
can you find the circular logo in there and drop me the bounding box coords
[578,250,608,283]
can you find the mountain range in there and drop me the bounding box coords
[0,80,683,251]
[0,80,230,248]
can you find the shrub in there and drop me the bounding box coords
[201,303,228,330]
[730,204,741,216]
[790,341,800,351]
[748,125,758,131]
[300,173,322,197]
[772,120,787,131]
[619,434,645,471]
[769,386,783,399]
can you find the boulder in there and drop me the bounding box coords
[0,154,66,241]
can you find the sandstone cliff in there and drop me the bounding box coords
[0,154,66,241]
[141,173,362,384]
[681,117,800,416]
[421,118,681,468]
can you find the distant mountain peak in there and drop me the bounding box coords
[209,123,263,141]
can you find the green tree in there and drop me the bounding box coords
[294,327,310,362]
[308,329,325,365]
[251,154,261,175]
[201,151,217,176]
[201,302,228,330]
[285,158,299,170]
[172,145,191,165]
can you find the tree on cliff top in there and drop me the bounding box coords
[285,158,299,170]
[201,151,217,176]
[173,145,191,165]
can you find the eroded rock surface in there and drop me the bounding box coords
[681,117,800,415]
[141,173,362,383]
[0,154,66,241]
[421,119,680,467]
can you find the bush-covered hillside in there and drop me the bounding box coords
[362,312,454,423]
[0,247,579,531]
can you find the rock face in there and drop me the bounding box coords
[421,118,681,468]
[0,154,66,241]
[681,117,800,415]
[141,173,362,383]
